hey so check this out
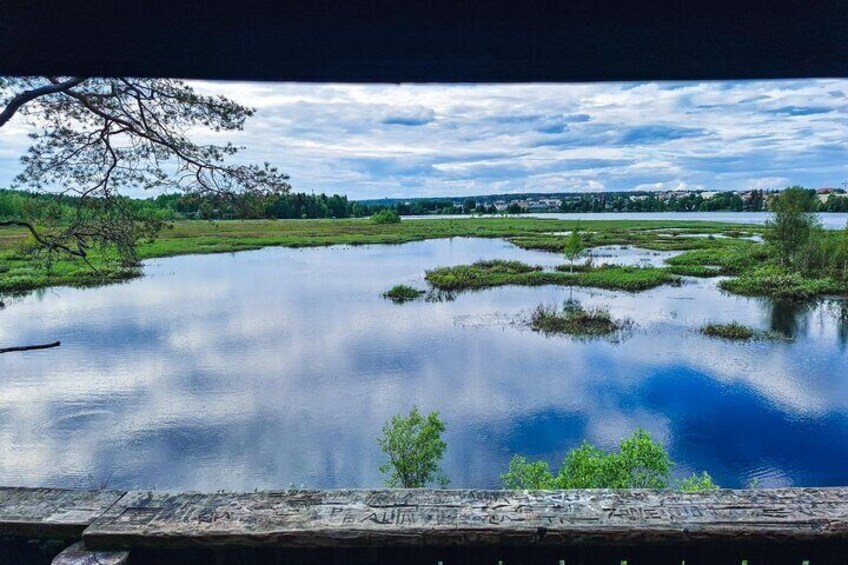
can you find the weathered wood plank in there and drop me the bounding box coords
[51,541,129,565]
[0,488,125,538]
[84,488,848,550]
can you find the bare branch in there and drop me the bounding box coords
[0,77,87,128]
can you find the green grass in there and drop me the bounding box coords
[0,250,140,294]
[425,260,679,292]
[665,240,768,275]
[718,266,847,301]
[665,264,722,277]
[5,217,836,300]
[700,322,756,340]
[530,302,625,338]
[700,321,792,342]
[383,284,425,302]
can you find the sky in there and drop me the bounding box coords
[1,79,847,200]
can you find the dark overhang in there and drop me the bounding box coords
[2,1,847,82]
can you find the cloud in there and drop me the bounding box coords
[1,79,846,198]
[617,125,706,145]
[380,106,436,126]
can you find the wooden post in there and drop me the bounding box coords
[51,541,129,565]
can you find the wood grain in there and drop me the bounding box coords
[51,541,129,565]
[0,487,125,538]
[82,488,848,550]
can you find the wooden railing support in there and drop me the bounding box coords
[51,541,129,565]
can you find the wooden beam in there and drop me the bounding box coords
[2,1,847,81]
[83,488,848,550]
[51,541,129,565]
[0,488,125,539]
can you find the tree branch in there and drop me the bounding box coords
[0,220,86,257]
[0,77,87,128]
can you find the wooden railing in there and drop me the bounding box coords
[1,487,847,564]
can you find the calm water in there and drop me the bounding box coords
[406,212,848,229]
[1,238,847,491]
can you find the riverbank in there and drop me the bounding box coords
[1,217,846,300]
[0,217,755,294]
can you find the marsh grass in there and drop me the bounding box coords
[530,301,632,340]
[425,260,679,292]
[700,321,792,342]
[719,266,846,301]
[0,217,764,295]
[700,322,755,340]
[383,284,425,302]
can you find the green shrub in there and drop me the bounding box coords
[378,407,449,488]
[371,209,401,224]
[501,429,718,492]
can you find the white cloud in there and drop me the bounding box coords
[1,79,846,198]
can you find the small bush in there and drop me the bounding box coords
[378,407,449,488]
[383,284,424,302]
[502,429,718,492]
[371,209,401,224]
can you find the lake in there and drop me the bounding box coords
[406,212,848,229]
[1,237,846,491]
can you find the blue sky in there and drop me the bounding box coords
[2,79,846,199]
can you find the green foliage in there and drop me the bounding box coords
[678,472,720,492]
[665,241,768,275]
[562,229,585,273]
[425,260,678,293]
[764,187,820,269]
[530,301,625,338]
[371,209,402,224]
[502,430,718,492]
[383,284,424,302]
[378,407,449,488]
[719,265,845,301]
[1,217,746,295]
[700,322,755,341]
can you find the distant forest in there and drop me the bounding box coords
[1,187,847,222]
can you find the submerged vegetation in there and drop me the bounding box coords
[383,284,425,302]
[501,429,718,491]
[530,301,629,339]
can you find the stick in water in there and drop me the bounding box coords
[0,341,61,354]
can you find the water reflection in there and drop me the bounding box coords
[0,238,846,491]
[768,299,813,339]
